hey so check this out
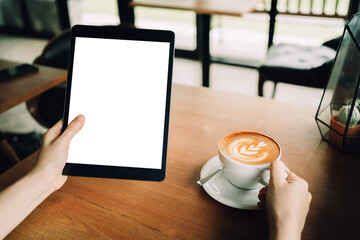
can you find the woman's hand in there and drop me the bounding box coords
[258,160,312,240]
[32,115,85,191]
[0,115,85,239]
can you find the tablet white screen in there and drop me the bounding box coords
[66,37,170,169]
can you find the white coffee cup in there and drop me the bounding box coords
[218,132,282,190]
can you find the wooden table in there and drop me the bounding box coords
[1,84,359,239]
[0,59,67,114]
[130,0,264,87]
[0,59,67,164]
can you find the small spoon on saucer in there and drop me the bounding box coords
[197,166,224,186]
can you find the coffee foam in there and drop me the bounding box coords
[220,132,280,165]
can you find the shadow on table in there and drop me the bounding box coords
[304,141,360,239]
[193,161,269,240]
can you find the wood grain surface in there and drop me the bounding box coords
[0,59,67,114]
[1,84,359,239]
[131,0,263,17]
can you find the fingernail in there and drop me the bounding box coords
[77,115,85,123]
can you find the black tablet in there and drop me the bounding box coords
[62,25,174,181]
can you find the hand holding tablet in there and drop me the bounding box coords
[62,25,174,181]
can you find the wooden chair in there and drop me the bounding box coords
[257,37,341,98]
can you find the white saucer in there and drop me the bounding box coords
[200,156,262,210]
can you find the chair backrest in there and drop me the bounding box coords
[34,29,71,69]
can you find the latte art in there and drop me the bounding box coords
[230,139,268,162]
[220,132,280,165]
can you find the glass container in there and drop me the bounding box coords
[315,13,360,154]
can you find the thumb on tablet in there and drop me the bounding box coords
[59,115,85,146]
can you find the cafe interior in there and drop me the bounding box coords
[0,0,360,239]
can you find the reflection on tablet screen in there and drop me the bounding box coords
[66,37,170,170]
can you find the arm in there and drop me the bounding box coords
[258,160,312,240]
[0,115,85,239]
